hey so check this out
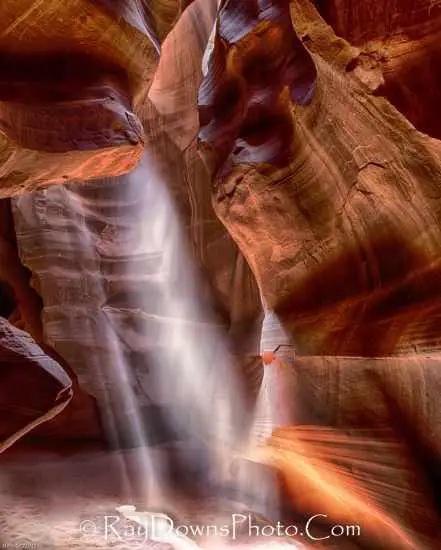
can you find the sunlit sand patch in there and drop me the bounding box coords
[0,446,276,549]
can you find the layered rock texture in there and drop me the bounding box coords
[313,0,441,138]
[3,0,262,450]
[0,0,152,196]
[199,0,441,546]
[1,0,441,548]
[200,0,441,359]
[0,317,73,453]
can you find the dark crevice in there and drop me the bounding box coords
[0,281,16,319]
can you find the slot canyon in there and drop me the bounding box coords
[1,0,441,548]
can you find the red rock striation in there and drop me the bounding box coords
[313,0,441,138]
[196,2,441,544]
[199,0,441,358]
[0,0,171,196]
[1,0,441,547]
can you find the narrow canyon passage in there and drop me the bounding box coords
[0,149,271,547]
[1,0,441,549]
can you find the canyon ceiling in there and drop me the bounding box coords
[1,0,441,548]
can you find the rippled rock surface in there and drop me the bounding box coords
[199,0,441,358]
[1,1,441,548]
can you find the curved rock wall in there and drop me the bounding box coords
[2,0,441,545]
[313,0,441,138]
[199,0,441,357]
[10,0,262,448]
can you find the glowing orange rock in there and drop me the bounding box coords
[261,350,276,365]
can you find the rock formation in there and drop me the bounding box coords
[0,317,73,453]
[0,0,156,197]
[313,0,441,138]
[1,0,441,548]
[200,0,441,358]
[5,0,262,453]
[197,0,441,545]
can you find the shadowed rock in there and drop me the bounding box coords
[314,0,441,138]
[0,318,73,454]
[0,0,170,196]
[198,0,317,175]
[199,0,441,357]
